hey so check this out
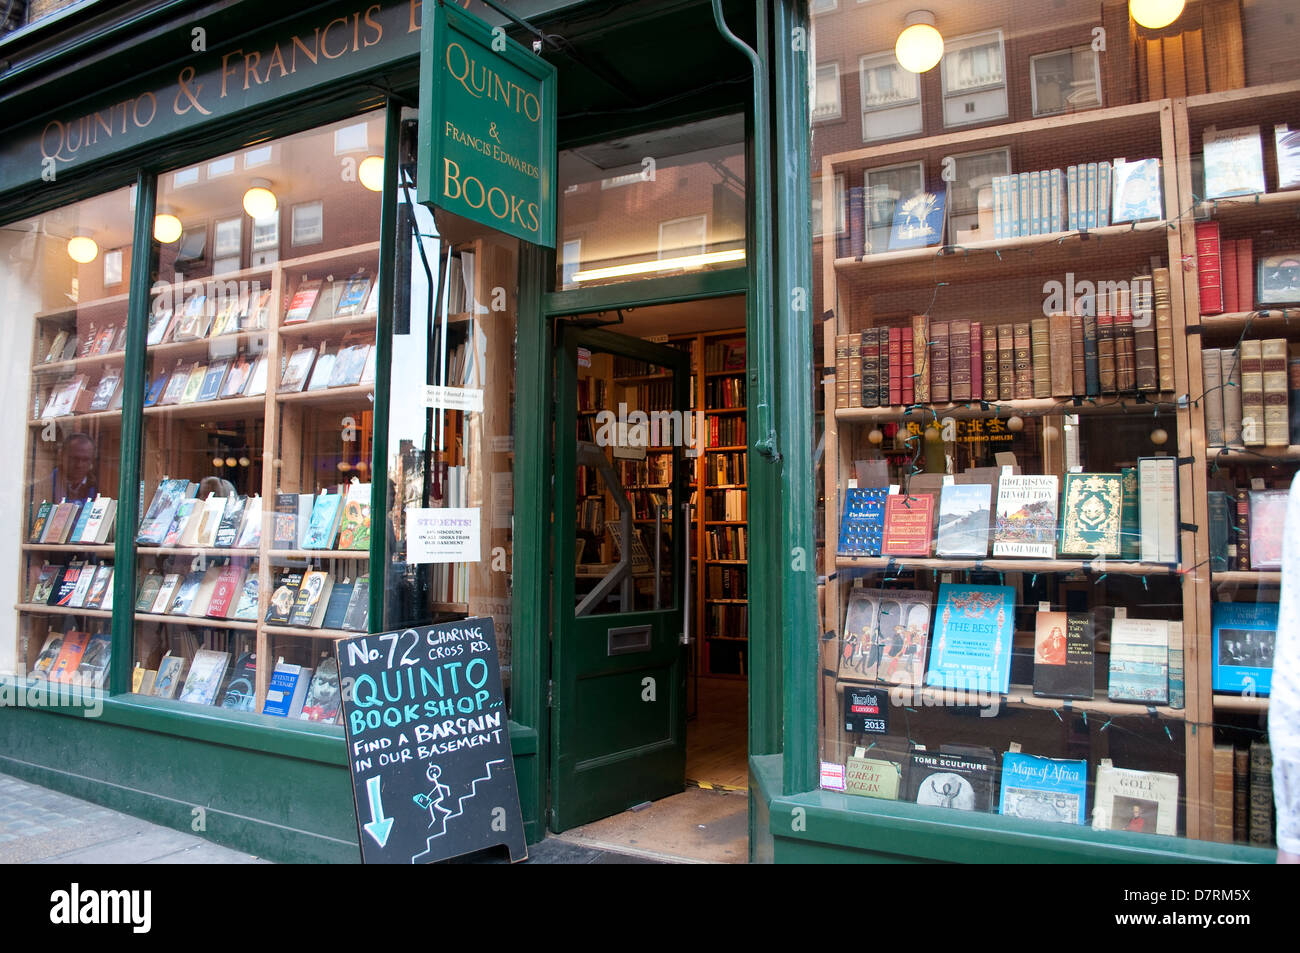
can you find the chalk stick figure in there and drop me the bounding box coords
[413,763,453,834]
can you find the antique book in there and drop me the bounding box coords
[981,324,998,399]
[1081,312,1100,396]
[1234,747,1250,843]
[1261,337,1290,446]
[1059,472,1123,557]
[949,319,971,403]
[177,650,231,706]
[1152,267,1176,391]
[1224,347,1246,447]
[835,334,848,410]
[1234,488,1251,570]
[1239,338,1265,446]
[847,331,862,411]
[1070,313,1086,396]
[1222,238,1240,312]
[1097,312,1116,394]
[911,316,929,404]
[1012,322,1033,399]
[1092,761,1179,836]
[1138,457,1179,564]
[839,587,933,686]
[935,483,991,557]
[1249,741,1273,845]
[999,753,1087,825]
[996,322,1015,400]
[837,487,888,557]
[1249,489,1287,570]
[993,475,1058,558]
[1236,238,1253,311]
[1212,744,1235,843]
[1115,305,1136,393]
[844,755,902,800]
[1120,467,1143,562]
[925,583,1016,694]
[888,326,902,406]
[969,320,982,401]
[1029,317,1051,398]
[1208,490,1233,572]
[901,326,915,406]
[1108,615,1170,703]
[905,745,997,812]
[1034,610,1095,699]
[1195,220,1224,314]
[878,329,890,408]
[1048,313,1072,396]
[1212,600,1277,696]
[930,321,950,404]
[861,328,880,408]
[881,493,933,556]
[1202,348,1225,446]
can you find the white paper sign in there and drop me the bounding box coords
[424,386,484,413]
[405,507,480,564]
[492,435,515,454]
[492,472,513,529]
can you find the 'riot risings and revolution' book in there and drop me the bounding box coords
[1092,760,1179,836]
[838,487,888,557]
[925,584,1015,695]
[993,475,1058,558]
[1058,472,1123,557]
[1212,600,1277,696]
[839,587,933,686]
[935,483,992,557]
[999,752,1088,825]
[905,745,997,812]
[1032,610,1095,699]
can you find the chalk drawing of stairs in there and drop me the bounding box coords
[410,759,506,863]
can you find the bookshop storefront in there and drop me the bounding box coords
[0,0,1292,865]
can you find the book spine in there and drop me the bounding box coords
[901,326,915,406]
[1153,267,1176,392]
[847,331,863,412]
[1167,620,1184,711]
[1013,322,1033,400]
[1117,311,1137,393]
[911,315,929,404]
[1019,172,1031,238]
[1213,744,1234,842]
[889,326,902,406]
[1235,488,1251,570]
[950,319,971,403]
[930,321,950,404]
[862,328,879,408]
[1233,747,1249,843]
[997,323,1015,400]
[1030,317,1051,398]
[1048,313,1073,397]
[848,186,865,259]
[1221,238,1239,313]
[1098,160,1112,227]
[1083,314,1100,396]
[969,320,983,401]
[1202,347,1225,446]
[1086,162,1096,228]
[1120,467,1141,560]
[1207,491,1231,572]
[1239,339,1265,446]
[1070,314,1086,396]
[1030,170,1042,235]
[1067,165,1079,231]
[1262,337,1289,446]
[1249,741,1273,845]
[1291,356,1300,446]
[1097,313,1117,394]
[1009,174,1021,238]
[835,334,848,409]
[1051,169,1063,232]
[993,176,1005,240]
[1139,459,1159,562]
[1196,221,1224,315]
[1236,238,1253,311]
[1221,347,1243,447]
[982,325,999,399]
[1156,457,1178,564]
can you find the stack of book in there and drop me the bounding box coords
[1207,485,1287,571]
[134,565,259,621]
[1201,340,1295,448]
[264,570,369,632]
[1194,222,1254,314]
[27,561,114,611]
[137,482,264,549]
[29,496,117,546]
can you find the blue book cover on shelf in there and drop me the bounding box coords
[999,752,1087,825]
[888,191,945,250]
[261,664,304,717]
[925,584,1015,695]
[838,488,888,556]
[302,493,342,549]
[1111,158,1163,223]
[1212,601,1277,696]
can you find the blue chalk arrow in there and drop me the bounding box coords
[363,776,394,848]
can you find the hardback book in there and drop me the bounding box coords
[272,492,299,549]
[1212,600,1277,696]
[839,586,933,686]
[837,487,888,557]
[1059,472,1123,557]
[1235,488,1251,571]
[137,478,194,544]
[1033,610,1094,699]
[245,354,270,397]
[300,658,344,722]
[982,324,998,399]
[1261,338,1289,446]
[997,322,1014,401]
[302,491,343,549]
[28,564,61,604]
[279,347,317,392]
[999,753,1087,825]
[335,274,373,317]
[1168,620,1184,710]
[844,755,902,800]
[1249,741,1273,845]
[49,630,91,683]
[912,316,929,403]
[151,654,188,699]
[195,359,230,402]
[205,565,247,619]
[262,661,313,717]
[993,475,1058,558]
[1208,490,1234,572]
[1133,290,1158,394]
[1239,339,1264,446]
[1012,322,1033,399]
[925,583,1016,695]
[1107,616,1170,704]
[888,327,902,406]
[195,493,230,547]
[1234,746,1250,843]
[1047,313,1072,396]
[82,565,113,610]
[1110,157,1163,223]
[1152,268,1176,392]
[1120,467,1141,560]
[1248,489,1287,569]
[930,321,950,403]
[167,569,205,615]
[31,633,64,679]
[905,746,997,812]
[1196,221,1224,315]
[320,579,356,631]
[1213,744,1235,843]
[901,325,915,405]
[284,279,323,324]
[212,495,246,549]
[950,319,972,403]
[1203,125,1266,199]
[177,650,231,706]
[231,575,260,621]
[1202,347,1225,446]
[861,329,880,408]
[848,186,865,257]
[220,652,258,711]
[75,632,112,688]
[1092,761,1179,836]
[265,570,304,624]
[336,482,372,550]
[88,370,121,412]
[179,363,207,403]
[845,332,861,411]
[234,495,262,549]
[1223,239,1240,312]
[968,321,981,401]
[342,575,370,631]
[1115,307,1137,393]
[288,570,334,628]
[1081,312,1100,396]
[1137,457,1178,564]
[881,493,933,557]
[1096,313,1116,394]
[935,483,991,557]
[134,571,163,611]
[1029,317,1051,398]
[1291,357,1300,446]
[834,334,848,410]
[306,351,336,390]
[149,572,182,614]
[29,501,52,542]
[1068,314,1086,395]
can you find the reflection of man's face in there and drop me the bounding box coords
[64,439,94,482]
[1131,805,1141,818]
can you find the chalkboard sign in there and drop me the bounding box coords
[337,617,527,864]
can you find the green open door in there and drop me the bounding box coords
[550,325,692,831]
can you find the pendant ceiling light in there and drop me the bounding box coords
[242,179,277,219]
[154,212,183,243]
[1129,0,1185,30]
[66,230,99,264]
[895,10,944,74]
[358,155,385,192]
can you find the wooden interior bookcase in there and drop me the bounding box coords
[816,82,1300,843]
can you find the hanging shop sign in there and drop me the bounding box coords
[417,3,557,246]
[338,617,527,864]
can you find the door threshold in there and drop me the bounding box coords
[548,832,711,864]
[553,786,748,864]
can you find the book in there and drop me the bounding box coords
[299,658,343,722]
[50,562,88,607]
[31,634,64,679]
[1235,488,1251,571]
[996,322,1014,400]
[195,359,230,402]
[1202,347,1225,445]
[925,583,1016,694]
[1168,619,1185,710]
[284,279,323,324]
[195,493,229,548]
[1262,338,1290,446]
[1108,616,1170,704]
[220,652,258,711]
[231,575,260,621]
[1110,157,1163,222]
[1212,601,1277,696]
[1212,743,1235,843]
[79,496,117,545]
[302,491,343,549]
[75,632,112,688]
[1277,124,1300,189]
[1196,221,1224,315]
[28,564,61,604]
[234,495,262,549]
[905,746,997,812]
[839,587,933,686]
[245,354,270,396]
[929,321,949,404]
[328,344,371,387]
[306,352,336,390]
[149,572,182,614]
[1291,357,1300,446]
[1137,457,1178,564]
[212,495,246,549]
[837,487,888,557]
[177,650,231,706]
[1082,312,1100,396]
[880,493,933,557]
[272,492,299,549]
[887,327,901,406]
[1092,761,1179,836]
[1239,338,1264,445]
[1048,312,1072,396]
[1222,348,1244,447]
[320,579,356,630]
[844,755,902,800]
[219,356,253,398]
[993,475,1058,558]
[342,575,370,631]
[1248,489,1287,569]
[1234,747,1250,842]
[912,317,929,403]
[935,483,991,557]
[265,571,304,624]
[335,274,373,317]
[1033,611,1095,699]
[137,479,194,544]
[205,565,247,618]
[28,501,53,543]
[279,347,317,392]
[66,561,98,608]
[179,363,207,403]
[1097,312,1116,394]
[950,319,971,403]
[336,482,372,550]
[1249,741,1273,845]
[1029,318,1050,398]
[49,630,91,683]
[82,564,113,610]
[889,190,945,250]
[1152,267,1176,392]
[88,370,121,412]
[981,324,998,399]
[1058,472,1123,557]
[158,363,191,405]
[167,569,206,615]
[163,498,201,547]
[262,661,313,717]
[1012,322,1032,399]
[152,654,188,699]
[39,501,79,545]
[288,570,333,628]
[999,753,1088,825]
[1203,125,1266,199]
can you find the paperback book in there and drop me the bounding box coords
[905,746,997,812]
[999,752,1087,825]
[935,483,992,557]
[993,475,1058,558]
[1092,761,1179,836]
[925,583,1016,695]
[1033,610,1095,699]
[839,587,933,686]
[1212,601,1277,696]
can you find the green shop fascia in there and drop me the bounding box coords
[0,0,1262,864]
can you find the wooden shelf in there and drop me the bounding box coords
[1212,571,1282,585]
[705,483,746,489]
[268,549,369,560]
[1195,189,1300,227]
[279,240,381,273]
[22,543,114,555]
[34,291,130,320]
[136,546,259,557]
[705,520,747,525]
[834,679,1185,720]
[835,555,1177,575]
[1212,694,1269,713]
[29,407,127,428]
[431,602,470,613]
[276,384,374,406]
[836,395,1178,423]
[1197,309,1300,338]
[1208,445,1300,464]
[704,445,746,451]
[705,369,745,378]
[708,406,747,414]
[33,349,126,375]
[705,598,747,604]
[707,559,747,565]
[144,395,266,420]
[278,313,377,340]
[133,612,259,630]
[262,624,357,640]
[150,329,267,363]
[15,602,112,618]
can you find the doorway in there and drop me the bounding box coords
[548,293,749,861]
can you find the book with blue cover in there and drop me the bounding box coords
[838,488,888,556]
[301,492,342,549]
[999,752,1088,825]
[262,661,311,717]
[888,190,945,250]
[1212,601,1277,696]
[1110,157,1163,223]
[925,583,1015,694]
[935,483,992,557]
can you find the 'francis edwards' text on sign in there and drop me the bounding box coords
[338,617,526,864]
[416,2,556,246]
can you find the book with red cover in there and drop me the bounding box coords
[206,565,247,618]
[1222,239,1240,313]
[1236,239,1253,312]
[931,321,950,403]
[970,321,983,401]
[1196,220,1224,315]
[49,630,91,683]
[881,493,934,556]
[950,319,972,403]
[283,280,323,325]
[888,326,903,406]
[901,326,915,406]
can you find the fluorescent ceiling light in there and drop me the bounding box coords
[573,248,745,283]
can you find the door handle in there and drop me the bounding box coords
[680,499,692,646]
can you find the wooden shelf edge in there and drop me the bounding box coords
[15,603,112,618]
[262,624,358,639]
[835,555,1177,575]
[133,612,259,630]
[1212,571,1282,584]
[833,678,1185,720]
[136,547,258,557]
[1211,694,1270,713]
[268,549,369,560]
[1207,445,1300,463]
[276,384,374,403]
[836,396,1177,422]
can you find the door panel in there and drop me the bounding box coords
[550,326,690,831]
